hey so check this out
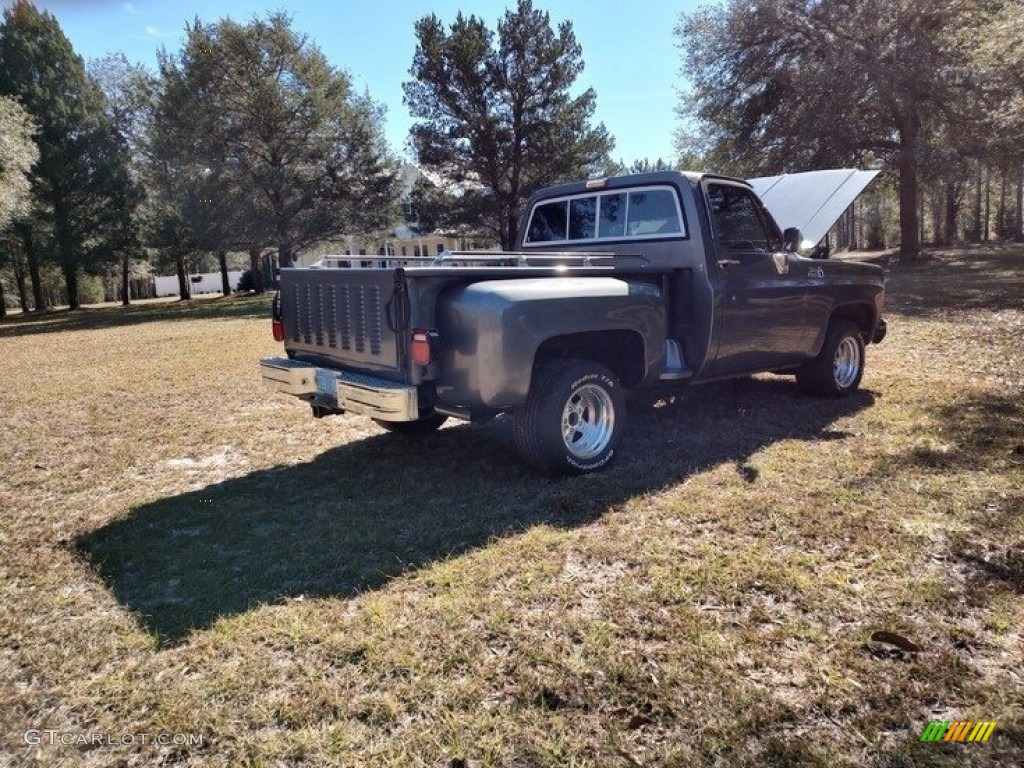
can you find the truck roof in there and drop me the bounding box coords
[529,170,746,202]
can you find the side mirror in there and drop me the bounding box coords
[783,227,802,253]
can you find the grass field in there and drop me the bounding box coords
[1,246,1022,766]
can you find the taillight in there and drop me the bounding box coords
[271,292,284,341]
[410,328,434,366]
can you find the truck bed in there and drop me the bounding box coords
[280,251,662,379]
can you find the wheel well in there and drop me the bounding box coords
[831,304,875,339]
[534,330,645,387]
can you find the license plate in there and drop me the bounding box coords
[315,370,337,402]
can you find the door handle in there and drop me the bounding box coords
[717,259,741,267]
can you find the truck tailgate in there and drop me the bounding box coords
[280,268,404,376]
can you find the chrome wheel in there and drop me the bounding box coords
[561,383,616,459]
[833,336,862,389]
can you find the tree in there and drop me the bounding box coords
[0,0,128,308]
[404,0,614,249]
[675,0,1000,259]
[0,94,38,318]
[0,95,37,229]
[603,157,678,176]
[971,1,1024,241]
[159,13,399,273]
[90,54,150,305]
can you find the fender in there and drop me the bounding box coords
[434,277,665,408]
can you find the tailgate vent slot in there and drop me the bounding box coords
[327,285,337,348]
[369,285,382,355]
[303,285,313,344]
[315,284,325,346]
[339,284,352,350]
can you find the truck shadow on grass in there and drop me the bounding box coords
[76,377,875,646]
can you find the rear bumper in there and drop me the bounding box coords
[259,357,419,422]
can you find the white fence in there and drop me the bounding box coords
[154,271,245,298]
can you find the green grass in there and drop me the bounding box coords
[1,247,1022,766]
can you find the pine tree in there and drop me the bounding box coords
[404,0,613,248]
[157,12,399,272]
[0,0,128,308]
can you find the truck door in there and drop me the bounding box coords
[704,181,808,375]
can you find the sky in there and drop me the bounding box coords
[6,0,704,164]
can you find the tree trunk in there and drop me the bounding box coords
[858,201,864,248]
[849,202,858,249]
[1016,164,1023,243]
[121,254,131,306]
[28,248,44,311]
[53,199,80,310]
[898,139,920,259]
[983,167,991,242]
[921,192,929,246]
[501,208,518,251]
[218,250,231,296]
[278,242,294,269]
[944,182,958,244]
[18,223,46,312]
[263,253,276,289]
[176,255,191,300]
[0,279,6,319]
[61,259,80,310]
[14,258,30,312]
[972,163,983,243]
[998,168,1008,238]
[248,246,264,294]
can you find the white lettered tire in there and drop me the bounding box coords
[513,360,626,475]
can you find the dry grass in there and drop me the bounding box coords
[1,246,1022,766]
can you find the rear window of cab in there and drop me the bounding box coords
[525,186,686,245]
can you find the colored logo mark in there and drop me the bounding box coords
[920,721,996,742]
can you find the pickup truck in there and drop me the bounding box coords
[260,169,886,475]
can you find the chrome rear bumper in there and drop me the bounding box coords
[259,357,419,422]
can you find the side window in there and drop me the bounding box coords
[527,201,567,243]
[626,189,683,236]
[707,184,776,251]
[569,197,597,240]
[598,193,626,238]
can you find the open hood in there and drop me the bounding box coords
[747,169,880,247]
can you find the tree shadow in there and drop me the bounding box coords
[884,245,1024,318]
[75,377,875,646]
[0,293,271,337]
[875,392,1024,476]
[918,392,1024,596]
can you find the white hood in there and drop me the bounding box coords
[747,169,880,247]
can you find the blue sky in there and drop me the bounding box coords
[10,0,704,164]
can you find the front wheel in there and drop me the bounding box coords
[513,360,626,475]
[372,410,448,435]
[796,320,865,397]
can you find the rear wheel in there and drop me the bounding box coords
[513,359,626,475]
[796,320,865,397]
[373,410,448,435]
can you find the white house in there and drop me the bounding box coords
[154,271,245,298]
